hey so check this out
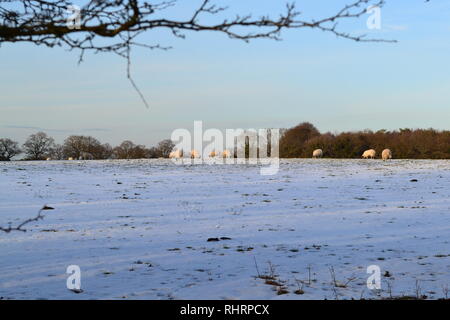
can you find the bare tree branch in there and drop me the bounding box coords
[0,1,396,106]
[0,205,53,233]
[0,1,394,49]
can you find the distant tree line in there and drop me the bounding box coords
[280,123,450,159]
[0,132,174,161]
[1,124,449,161]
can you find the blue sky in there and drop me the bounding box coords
[1,0,450,146]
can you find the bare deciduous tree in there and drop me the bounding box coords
[49,143,66,160]
[146,146,160,158]
[0,138,22,161]
[156,139,175,158]
[63,135,111,159]
[22,132,55,160]
[113,140,148,159]
[98,143,114,160]
[114,140,137,159]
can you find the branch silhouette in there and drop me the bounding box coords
[0,206,53,233]
[0,0,395,106]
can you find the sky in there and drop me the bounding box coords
[1,0,450,146]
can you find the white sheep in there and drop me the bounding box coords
[362,149,376,159]
[221,150,232,158]
[169,149,183,159]
[312,149,323,158]
[190,150,200,159]
[382,149,392,161]
[209,150,217,158]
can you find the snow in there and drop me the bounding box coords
[0,159,449,300]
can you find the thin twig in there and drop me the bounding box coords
[0,206,51,233]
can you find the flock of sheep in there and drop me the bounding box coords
[52,149,393,160]
[169,148,393,160]
[313,148,393,160]
[169,150,232,159]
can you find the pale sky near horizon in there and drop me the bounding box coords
[1,0,450,146]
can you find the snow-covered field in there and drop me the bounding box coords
[0,159,449,300]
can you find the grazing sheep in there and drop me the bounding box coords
[382,149,392,161]
[190,150,200,159]
[362,149,376,159]
[312,149,323,158]
[169,149,183,159]
[221,150,231,158]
